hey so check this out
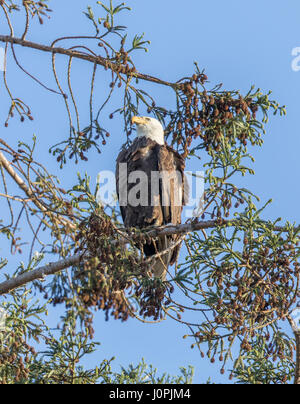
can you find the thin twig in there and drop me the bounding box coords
[0,148,75,230]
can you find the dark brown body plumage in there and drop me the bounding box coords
[116,137,188,278]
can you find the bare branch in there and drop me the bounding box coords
[0,35,177,88]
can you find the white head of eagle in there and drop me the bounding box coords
[132,116,165,145]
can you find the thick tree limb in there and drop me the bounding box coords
[132,219,294,238]
[0,35,177,88]
[0,253,83,295]
[0,219,295,296]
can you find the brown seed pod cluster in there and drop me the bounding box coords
[231,334,295,384]
[74,213,137,322]
[74,213,173,322]
[195,239,300,346]
[184,235,299,377]
[135,279,168,321]
[0,332,36,384]
[167,75,262,157]
[205,186,243,220]
[4,100,34,128]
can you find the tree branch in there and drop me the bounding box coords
[0,148,76,230]
[0,218,295,296]
[0,253,83,295]
[0,35,177,88]
[132,219,295,238]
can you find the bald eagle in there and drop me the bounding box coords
[116,116,188,279]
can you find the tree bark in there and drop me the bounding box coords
[0,253,82,295]
[295,331,300,385]
[0,35,176,88]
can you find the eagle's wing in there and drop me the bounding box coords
[158,146,187,265]
[115,146,128,224]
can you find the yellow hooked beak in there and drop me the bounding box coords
[131,116,148,126]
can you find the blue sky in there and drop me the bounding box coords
[0,0,300,383]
